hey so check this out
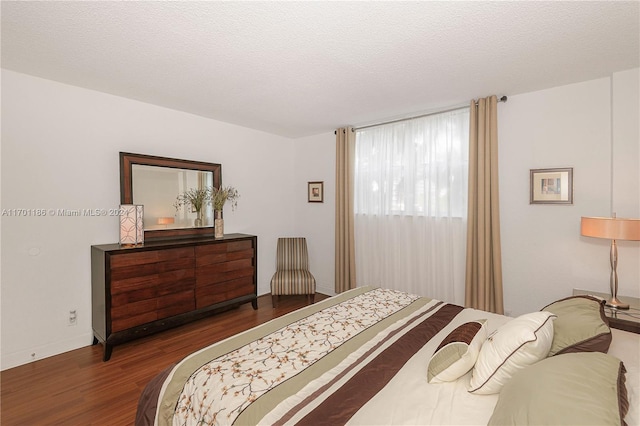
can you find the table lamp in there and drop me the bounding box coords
[158,217,175,228]
[580,215,640,309]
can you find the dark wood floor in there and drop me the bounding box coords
[0,294,327,426]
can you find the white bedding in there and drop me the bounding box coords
[268,305,639,426]
[141,288,640,426]
[260,305,513,425]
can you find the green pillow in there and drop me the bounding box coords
[541,295,611,356]
[488,352,629,426]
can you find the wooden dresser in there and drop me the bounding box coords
[91,233,257,360]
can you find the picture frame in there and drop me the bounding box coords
[308,181,324,203]
[530,167,573,204]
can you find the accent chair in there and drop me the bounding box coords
[270,237,316,308]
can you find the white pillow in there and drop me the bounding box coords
[468,311,556,394]
[427,319,487,383]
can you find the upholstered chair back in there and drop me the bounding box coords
[276,237,310,271]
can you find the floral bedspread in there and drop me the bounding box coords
[172,288,420,425]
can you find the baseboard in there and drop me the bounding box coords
[1,332,93,371]
[316,283,336,297]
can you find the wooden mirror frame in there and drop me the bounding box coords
[120,152,221,241]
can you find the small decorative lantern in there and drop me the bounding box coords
[119,204,144,247]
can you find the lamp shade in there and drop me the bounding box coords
[158,217,175,225]
[581,217,640,241]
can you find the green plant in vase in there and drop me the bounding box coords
[211,185,240,238]
[173,187,211,227]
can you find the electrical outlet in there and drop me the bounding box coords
[68,310,77,326]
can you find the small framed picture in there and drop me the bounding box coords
[308,181,324,203]
[530,167,573,204]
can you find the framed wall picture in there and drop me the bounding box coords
[308,181,324,203]
[530,167,573,204]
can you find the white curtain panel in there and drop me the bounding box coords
[354,108,470,305]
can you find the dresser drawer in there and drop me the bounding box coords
[111,286,156,306]
[111,274,195,304]
[196,260,254,287]
[196,240,252,255]
[111,298,156,319]
[109,247,194,268]
[157,290,195,319]
[195,241,253,264]
[112,311,157,333]
[157,270,196,296]
[157,256,195,273]
[111,274,160,295]
[111,298,157,332]
[196,276,254,308]
[110,250,195,292]
[111,251,195,282]
[196,248,254,266]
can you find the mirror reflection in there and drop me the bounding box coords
[132,164,213,230]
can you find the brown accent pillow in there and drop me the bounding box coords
[541,295,612,356]
[427,319,487,383]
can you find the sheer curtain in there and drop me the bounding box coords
[354,108,469,304]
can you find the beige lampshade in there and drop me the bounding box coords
[581,217,640,241]
[158,217,175,225]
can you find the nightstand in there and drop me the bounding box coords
[573,289,640,334]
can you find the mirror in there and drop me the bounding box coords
[120,152,221,241]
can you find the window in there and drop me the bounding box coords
[353,108,470,303]
[355,108,469,217]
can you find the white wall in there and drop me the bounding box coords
[612,68,640,218]
[499,69,640,316]
[612,69,640,295]
[0,70,297,369]
[292,132,337,296]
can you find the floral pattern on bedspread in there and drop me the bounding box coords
[172,288,420,426]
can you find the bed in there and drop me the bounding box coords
[136,286,638,425]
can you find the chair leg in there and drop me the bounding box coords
[310,294,315,304]
[272,295,278,308]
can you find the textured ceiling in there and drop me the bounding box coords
[2,1,639,138]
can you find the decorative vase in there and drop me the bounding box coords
[194,210,203,227]
[214,210,224,239]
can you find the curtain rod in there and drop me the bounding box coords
[337,95,508,134]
